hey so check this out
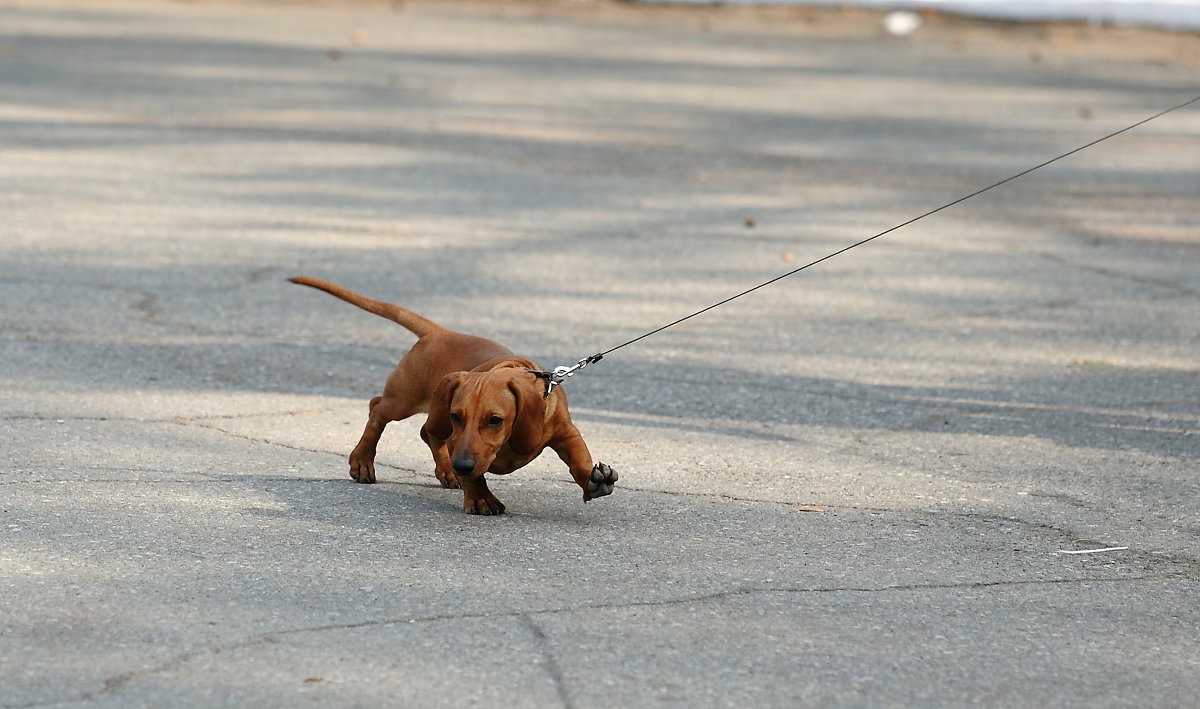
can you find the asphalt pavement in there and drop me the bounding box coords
[2,1,1198,707]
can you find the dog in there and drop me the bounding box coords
[289,276,617,515]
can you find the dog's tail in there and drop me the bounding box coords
[288,276,442,338]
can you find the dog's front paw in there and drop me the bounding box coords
[460,478,505,515]
[348,456,376,484]
[463,494,506,516]
[436,468,461,490]
[584,462,618,501]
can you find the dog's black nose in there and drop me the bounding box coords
[452,458,475,476]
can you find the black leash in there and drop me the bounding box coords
[530,92,1200,395]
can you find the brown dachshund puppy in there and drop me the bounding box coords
[289,276,617,515]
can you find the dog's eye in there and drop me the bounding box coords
[449,412,463,425]
[486,415,503,426]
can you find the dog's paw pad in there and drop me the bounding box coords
[586,462,618,499]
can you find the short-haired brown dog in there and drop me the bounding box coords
[290,277,617,515]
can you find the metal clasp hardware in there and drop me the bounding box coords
[527,353,603,399]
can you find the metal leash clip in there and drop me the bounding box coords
[528,353,603,399]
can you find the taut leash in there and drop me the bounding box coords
[531,92,1200,394]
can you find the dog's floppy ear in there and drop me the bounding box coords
[506,373,547,455]
[424,372,466,441]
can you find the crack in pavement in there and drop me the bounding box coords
[0,407,331,424]
[8,414,1198,705]
[3,410,367,469]
[520,614,576,709]
[1036,250,1200,298]
[1,476,358,486]
[1,410,368,465]
[177,408,331,422]
[175,418,357,461]
[59,571,1185,708]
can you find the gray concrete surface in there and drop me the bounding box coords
[2,1,1198,706]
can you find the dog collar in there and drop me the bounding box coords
[526,369,558,399]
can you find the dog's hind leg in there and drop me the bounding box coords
[348,393,425,484]
[348,354,438,484]
[348,396,389,483]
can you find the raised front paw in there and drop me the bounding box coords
[585,462,618,501]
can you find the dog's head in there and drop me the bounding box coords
[424,368,547,478]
